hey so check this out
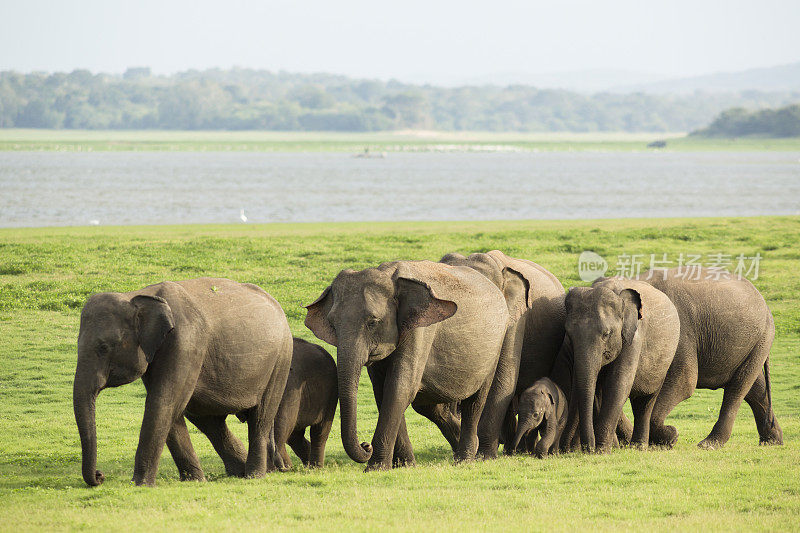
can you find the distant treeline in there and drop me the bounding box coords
[1,67,799,132]
[692,104,800,137]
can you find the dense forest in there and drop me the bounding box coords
[692,104,800,137]
[1,67,798,132]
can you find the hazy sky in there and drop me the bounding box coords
[2,0,799,84]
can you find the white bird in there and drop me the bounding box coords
[89,219,100,226]
[239,209,248,223]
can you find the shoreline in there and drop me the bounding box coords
[2,129,800,152]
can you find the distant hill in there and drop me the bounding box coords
[614,62,800,94]
[692,104,800,137]
[1,67,799,132]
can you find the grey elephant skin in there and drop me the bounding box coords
[637,267,783,449]
[305,260,509,470]
[273,338,338,470]
[563,278,680,453]
[438,250,566,457]
[74,278,292,486]
[511,377,567,457]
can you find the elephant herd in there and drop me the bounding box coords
[73,251,784,486]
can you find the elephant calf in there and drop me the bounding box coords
[273,338,338,470]
[563,278,680,453]
[511,377,567,457]
[74,278,292,486]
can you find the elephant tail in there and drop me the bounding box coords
[764,356,776,430]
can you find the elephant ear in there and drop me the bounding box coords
[304,286,338,347]
[501,266,533,321]
[564,286,586,315]
[393,269,457,341]
[132,295,174,363]
[619,288,642,345]
[545,388,556,407]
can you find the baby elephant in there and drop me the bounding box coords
[272,338,338,470]
[511,378,567,457]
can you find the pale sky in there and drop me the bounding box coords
[1,0,799,85]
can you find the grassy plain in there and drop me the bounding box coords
[1,217,799,530]
[2,129,800,152]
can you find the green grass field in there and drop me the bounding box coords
[1,217,799,530]
[2,129,800,152]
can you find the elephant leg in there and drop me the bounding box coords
[368,363,415,467]
[186,413,248,477]
[630,393,659,449]
[595,358,637,453]
[534,422,556,458]
[412,402,461,453]
[560,403,580,452]
[165,415,205,481]
[616,411,634,446]
[308,419,333,468]
[274,393,300,471]
[134,368,201,486]
[501,402,517,455]
[699,338,771,450]
[477,326,523,459]
[649,344,698,448]
[287,430,310,467]
[245,361,290,477]
[365,355,424,471]
[744,363,783,445]
[455,374,494,463]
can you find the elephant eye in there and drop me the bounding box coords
[96,342,110,355]
[601,329,611,339]
[366,317,380,328]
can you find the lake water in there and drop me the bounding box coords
[1,151,798,227]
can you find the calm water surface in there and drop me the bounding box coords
[1,151,798,227]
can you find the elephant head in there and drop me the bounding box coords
[564,285,641,452]
[511,381,555,452]
[74,291,174,486]
[304,262,456,463]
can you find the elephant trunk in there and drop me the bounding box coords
[575,354,600,453]
[73,375,104,486]
[511,417,535,453]
[337,349,372,463]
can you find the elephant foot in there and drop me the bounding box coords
[759,425,783,446]
[178,469,206,482]
[364,461,391,472]
[649,425,678,448]
[697,436,725,450]
[477,447,499,460]
[392,456,416,468]
[453,451,476,464]
[630,440,649,451]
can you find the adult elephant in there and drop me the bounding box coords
[637,268,783,449]
[73,278,292,486]
[438,250,566,457]
[304,260,509,470]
